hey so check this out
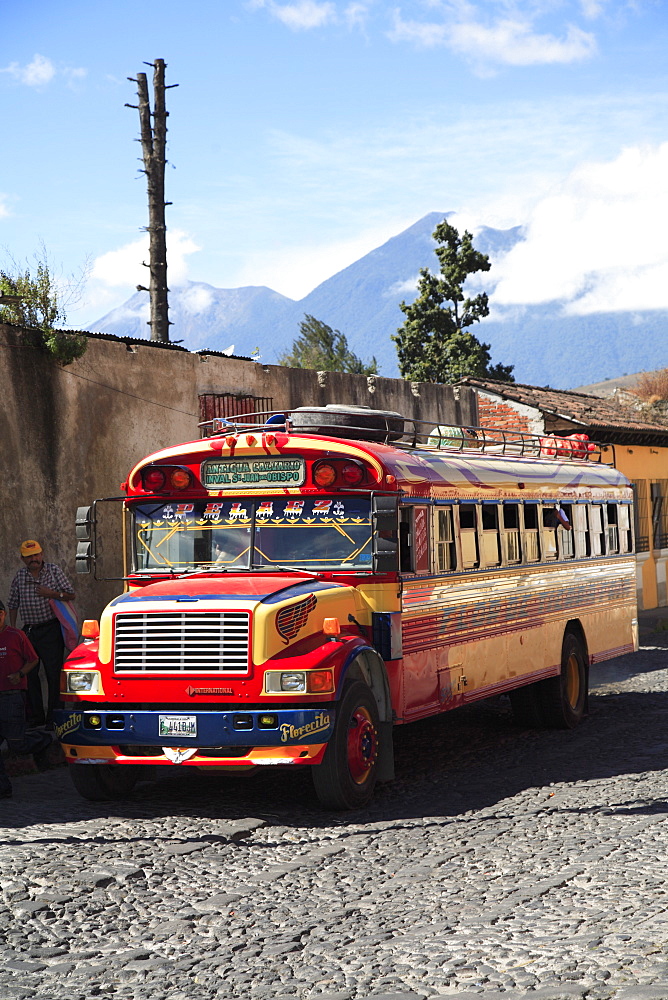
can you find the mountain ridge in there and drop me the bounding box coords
[89,213,666,389]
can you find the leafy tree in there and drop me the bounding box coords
[392,218,514,384]
[278,314,378,375]
[0,245,89,364]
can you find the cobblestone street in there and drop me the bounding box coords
[2,622,668,1000]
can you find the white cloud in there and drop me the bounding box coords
[2,54,56,86]
[389,5,597,67]
[181,285,215,314]
[344,2,372,29]
[63,66,88,86]
[91,230,200,289]
[250,0,337,29]
[448,19,597,66]
[0,195,10,220]
[491,143,668,314]
[248,0,372,30]
[388,276,420,297]
[1,54,86,87]
[580,0,606,17]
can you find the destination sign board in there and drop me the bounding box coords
[201,457,306,489]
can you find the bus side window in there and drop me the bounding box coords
[434,506,457,572]
[458,503,480,569]
[606,503,619,553]
[523,503,541,562]
[481,503,501,567]
[558,503,574,559]
[541,505,558,560]
[589,504,606,555]
[503,503,522,564]
[619,504,633,553]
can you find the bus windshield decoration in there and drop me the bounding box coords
[58,406,638,812]
[133,496,373,572]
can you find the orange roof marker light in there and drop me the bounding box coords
[323,617,341,636]
[81,620,100,639]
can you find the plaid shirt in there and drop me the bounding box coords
[8,563,73,626]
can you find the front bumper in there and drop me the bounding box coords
[53,706,335,764]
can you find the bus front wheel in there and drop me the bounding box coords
[69,763,140,801]
[312,681,380,810]
[537,631,587,729]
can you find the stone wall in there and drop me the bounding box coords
[0,326,477,623]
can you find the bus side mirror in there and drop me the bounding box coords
[75,506,95,574]
[373,496,399,573]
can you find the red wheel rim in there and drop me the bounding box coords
[347,706,378,784]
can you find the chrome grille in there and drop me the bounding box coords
[113,611,250,672]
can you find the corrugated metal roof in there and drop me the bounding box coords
[65,328,253,360]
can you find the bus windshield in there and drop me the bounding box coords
[132,497,373,573]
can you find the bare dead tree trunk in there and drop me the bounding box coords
[127,59,175,343]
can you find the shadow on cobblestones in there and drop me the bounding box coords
[4,643,668,834]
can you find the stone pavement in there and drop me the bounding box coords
[2,622,668,1000]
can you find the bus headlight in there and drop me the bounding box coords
[263,669,335,694]
[265,671,307,693]
[65,670,102,694]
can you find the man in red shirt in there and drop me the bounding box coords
[0,600,52,798]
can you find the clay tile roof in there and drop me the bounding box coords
[459,376,668,442]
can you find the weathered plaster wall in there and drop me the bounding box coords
[0,326,476,623]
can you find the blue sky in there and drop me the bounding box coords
[1,0,667,330]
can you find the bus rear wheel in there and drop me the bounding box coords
[312,681,380,810]
[537,631,587,729]
[69,763,140,801]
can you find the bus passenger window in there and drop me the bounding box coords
[458,504,480,569]
[435,506,457,572]
[606,504,619,553]
[558,503,574,559]
[541,506,558,560]
[481,503,501,567]
[503,504,522,564]
[619,504,633,553]
[589,505,606,555]
[522,503,541,562]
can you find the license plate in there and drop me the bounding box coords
[159,715,197,738]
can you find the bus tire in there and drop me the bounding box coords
[537,631,587,729]
[312,681,380,810]
[69,764,140,801]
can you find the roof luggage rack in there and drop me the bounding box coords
[198,404,602,462]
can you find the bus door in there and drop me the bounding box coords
[400,504,448,720]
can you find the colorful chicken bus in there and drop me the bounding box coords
[57,405,637,809]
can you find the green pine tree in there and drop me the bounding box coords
[278,314,378,375]
[392,218,513,384]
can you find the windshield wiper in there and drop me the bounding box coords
[253,565,320,577]
[177,566,237,576]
